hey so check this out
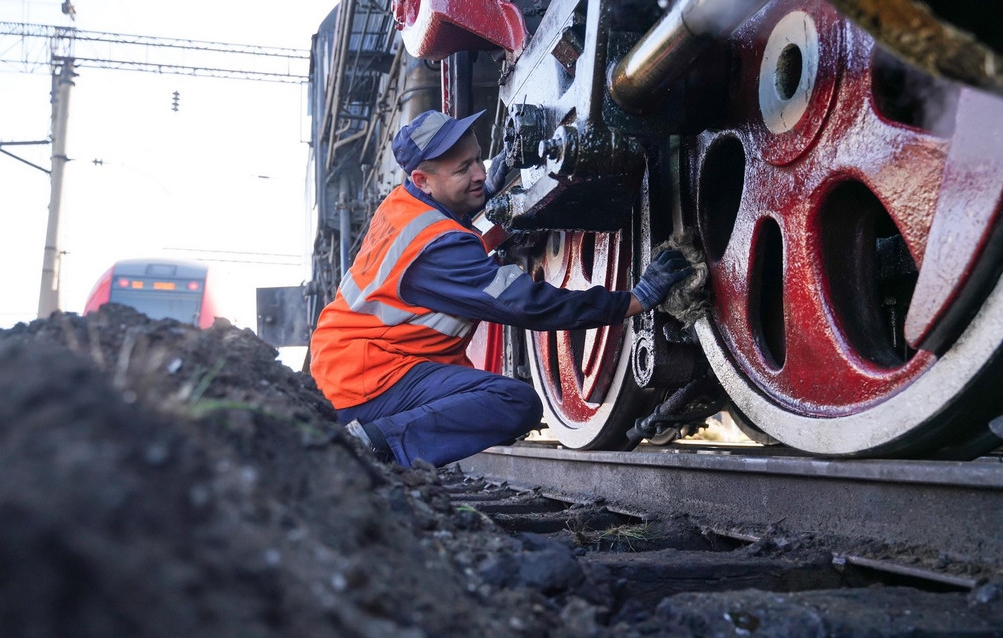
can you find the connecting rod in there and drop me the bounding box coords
[609,0,768,112]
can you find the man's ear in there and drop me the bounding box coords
[411,169,432,194]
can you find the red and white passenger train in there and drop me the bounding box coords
[85,258,218,329]
[289,0,1003,459]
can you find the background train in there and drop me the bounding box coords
[275,0,1003,460]
[84,258,219,329]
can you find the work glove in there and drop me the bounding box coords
[485,150,510,199]
[632,248,693,312]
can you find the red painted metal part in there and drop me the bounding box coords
[466,321,504,373]
[904,91,1003,350]
[531,231,629,424]
[440,56,451,116]
[82,266,114,315]
[198,270,220,329]
[392,0,528,61]
[692,0,1003,416]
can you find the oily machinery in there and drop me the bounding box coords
[297,0,1003,459]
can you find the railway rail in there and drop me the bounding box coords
[441,444,1003,634]
[456,441,1003,582]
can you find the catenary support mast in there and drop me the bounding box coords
[36,58,74,317]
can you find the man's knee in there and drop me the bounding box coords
[497,378,543,434]
[521,384,544,423]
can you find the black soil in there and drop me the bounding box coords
[0,305,557,637]
[2,305,1001,637]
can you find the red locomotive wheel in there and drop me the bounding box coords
[526,231,657,449]
[689,0,1003,456]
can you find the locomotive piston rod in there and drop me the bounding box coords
[609,0,768,113]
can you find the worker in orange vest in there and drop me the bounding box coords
[310,109,692,467]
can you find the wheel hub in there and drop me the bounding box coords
[758,10,821,137]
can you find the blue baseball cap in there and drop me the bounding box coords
[392,109,485,174]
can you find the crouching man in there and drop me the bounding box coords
[310,109,691,467]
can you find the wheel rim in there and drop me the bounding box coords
[526,231,649,449]
[690,0,1003,454]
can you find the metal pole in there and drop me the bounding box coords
[338,173,352,284]
[37,58,75,318]
[324,0,356,171]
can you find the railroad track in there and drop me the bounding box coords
[446,441,1003,633]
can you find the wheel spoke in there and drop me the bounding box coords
[904,90,1003,349]
[526,225,654,449]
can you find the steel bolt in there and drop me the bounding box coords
[539,138,562,160]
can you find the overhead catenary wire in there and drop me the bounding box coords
[0,21,310,82]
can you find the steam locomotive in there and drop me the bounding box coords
[293,0,1003,459]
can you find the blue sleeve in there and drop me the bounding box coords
[400,231,632,331]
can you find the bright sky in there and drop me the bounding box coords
[0,0,335,353]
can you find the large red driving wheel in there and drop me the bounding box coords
[689,0,1003,457]
[526,230,656,449]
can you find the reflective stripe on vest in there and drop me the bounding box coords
[336,208,474,338]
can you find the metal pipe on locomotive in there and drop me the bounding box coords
[293,0,1003,460]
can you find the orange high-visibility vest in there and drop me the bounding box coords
[310,185,480,408]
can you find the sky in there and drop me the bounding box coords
[0,0,336,364]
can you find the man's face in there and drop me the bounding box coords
[412,133,486,216]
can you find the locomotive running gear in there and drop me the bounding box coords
[632,248,694,312]
[337,361,542,468]
[393,109,485,174]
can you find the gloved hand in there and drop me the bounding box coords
[632,249,693,311]
[485,150,510,199]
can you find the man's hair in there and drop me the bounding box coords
[414,160,436,175]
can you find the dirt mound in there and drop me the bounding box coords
[0,305,562,637]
